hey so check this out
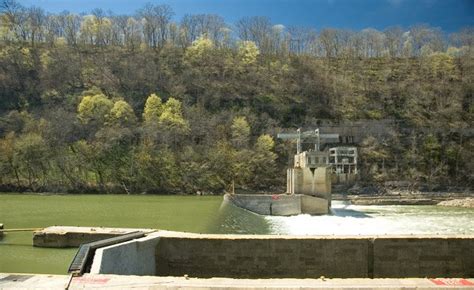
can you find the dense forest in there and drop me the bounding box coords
[0,0,472,194]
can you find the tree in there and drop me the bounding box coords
[250,134,277,188]
[159,97,189,132]
[77,93,114,125]
[138,3,173,48]
[107,100,136,127]
[185,35,214,60]
[237,40,259,65]
[231,116,250,149]
[0,132,20,185]
[143,93,164,125]
[14,132,49,188]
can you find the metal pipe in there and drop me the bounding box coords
[0,228,43,232]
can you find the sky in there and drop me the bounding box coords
[18,0,474,32]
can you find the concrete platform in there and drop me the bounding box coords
[33,226,156,248]
[0,273,473,289]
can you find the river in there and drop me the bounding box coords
[0,193,473,274]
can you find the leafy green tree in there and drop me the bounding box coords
[143,93,163,125]
[0,132,20,185]
[231,116,250,149]
[159,97,189,132]
[185,35,214,61]
[107,100,137,127]
[14,132,49,188]
[238,40,259,65]
[77,93,114,125]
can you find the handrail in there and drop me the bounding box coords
[68,231,146,275]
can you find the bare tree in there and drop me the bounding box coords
[384,26,403,58]
[138,3,173,48]
[27,6,45,46]
[235,16,272,53]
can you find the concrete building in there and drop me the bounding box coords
[279,129,358,195]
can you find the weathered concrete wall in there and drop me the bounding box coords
[373,237,474,278]
[87,231,474,279]
[225,194,329,215]
[290,167,331,199]
[90,233,161,276]
[224,194,301,216]
[301,195,328,215]
[155,234,369,278]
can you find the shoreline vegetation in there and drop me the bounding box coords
[0,1,473,196]
[1,187,473,208]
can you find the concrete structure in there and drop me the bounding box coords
[278,128,358,186]
[33,226,155,248]
[90,233,161,275]
[2,273,474,289]
[329,146,358,183]
[86,230,474,279]
[225,193,328,215]
[287,167,332,200]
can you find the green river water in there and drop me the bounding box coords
[0,193,473,274]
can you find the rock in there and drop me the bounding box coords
[437,198,474,208]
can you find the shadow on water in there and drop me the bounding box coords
[206,201,271,234]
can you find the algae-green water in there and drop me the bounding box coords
[1,193,473,274]
[0,194,268,274]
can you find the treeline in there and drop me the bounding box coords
[0,1,473,193]
[1,0,472,57]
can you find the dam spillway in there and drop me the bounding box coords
[224,193,330,216]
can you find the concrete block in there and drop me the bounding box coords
[155,235,369,278]
[301,195,328,215]
[373,237,474,278]
[90,233,161,276]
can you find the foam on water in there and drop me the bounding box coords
[265,201,474,236]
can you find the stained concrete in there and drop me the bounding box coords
[1,273,474,289]
[33,226,155,248]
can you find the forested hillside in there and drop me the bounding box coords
[0,1,472,193]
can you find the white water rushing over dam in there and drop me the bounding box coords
[265,201,474,236]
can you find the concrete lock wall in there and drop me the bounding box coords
[373,237,474,278]
[90,232,474,279]
[155,235,369,278]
